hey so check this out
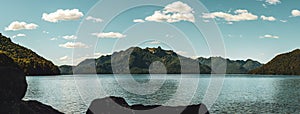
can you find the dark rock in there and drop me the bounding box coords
[0,67,63,114]
[20,100,63,114]
[87,96,209,114]
[0,67,27,101]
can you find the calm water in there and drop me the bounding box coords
[23,74,300,114]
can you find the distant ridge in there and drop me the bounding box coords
[198,57,262,74]
[0,33,60,76]
[250,49,300,75]
[60,46,211,74]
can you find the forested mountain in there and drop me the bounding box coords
[198,57,262,74]
[0,53,19,68]
[250,49,300,75]
[0,33,60,76]
[61,47,211,74]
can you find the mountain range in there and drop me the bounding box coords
[60,47,264,75]
[198,57,262,74]
[61,47,212,74]
[1,33,299,76]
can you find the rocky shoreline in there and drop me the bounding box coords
[0,67,62,114]
[87,96,209,114]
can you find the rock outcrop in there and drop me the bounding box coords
[0,67,62,114]
[87,96,209,114]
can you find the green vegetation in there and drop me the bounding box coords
[250,49,300,75]
[198,57,262,74]
[0,33,60,76]
[61,47,211,74]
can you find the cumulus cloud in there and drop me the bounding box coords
[261,15,276,21]
[43,31,49,34]
[12,34,26,38]
[92,32,126,38]
[147,40,161,44]
[59,56,70,61]
[145,1,195,23]
[259,34,279,39]
[265,0,281,5]
[176,51,188,55]
[50,37,58,41]
[280,20,287,23]
[5,21,38,31]
[59,42,88,48]
[291,9,300,17]
[86,16,103,23]
[42,9,84,23]
[62,35,77,40]
[133,19,145,23]
[202,9,258,22]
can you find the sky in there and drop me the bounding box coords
[0,0,299,66]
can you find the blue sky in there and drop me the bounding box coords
[0,0,299,65]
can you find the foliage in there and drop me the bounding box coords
[198,57,262,74]
[62,46,211,74]
[0,33,60,75]
[250,49,300,75]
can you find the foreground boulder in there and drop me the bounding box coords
[0,67,62,114]
[87,96,209,114]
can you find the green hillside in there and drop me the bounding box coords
[198,57,262,74]
[0,33,60,76]
[61,47,211,74]
[250,49,300,75]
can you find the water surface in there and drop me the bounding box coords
[24,74,300,113]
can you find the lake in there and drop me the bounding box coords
[23,74,300,114]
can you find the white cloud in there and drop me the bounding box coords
[261,15,276,21]
[259,34,279,39]
[59,56,70,61]
[92,32,126,38]
[5,21,38,31]
[203,20,210,23]
[86,16,103,23]
[202,9,258,22]
[94,52,111,57]
[145,1,195,23]
[280,20,287,23]
[165,34,174,38]
[262,4,267,8]
[62,35,77,40]
[133,19,145,23]
[291,10,300,17]
[176,51,188,55]
[12,34,26,38]
[42,9,84,23]
[265,0,281,5]
[59,42,88,48]
[43,31,49,34]
[147,40,161,44]
[50,37,58,41]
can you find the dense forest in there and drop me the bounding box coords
[198,57,262,74]
[0,33,60,76]
[61,47,212,74]
[250,49,300,75]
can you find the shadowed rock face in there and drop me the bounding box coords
[0,67,63,114]
[86,96,209,114]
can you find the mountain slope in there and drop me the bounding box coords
[0,33,60,76]
[64,47,211,74]
[198,57,262,74]
[250,49,300,75]
[0,53,19,68]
